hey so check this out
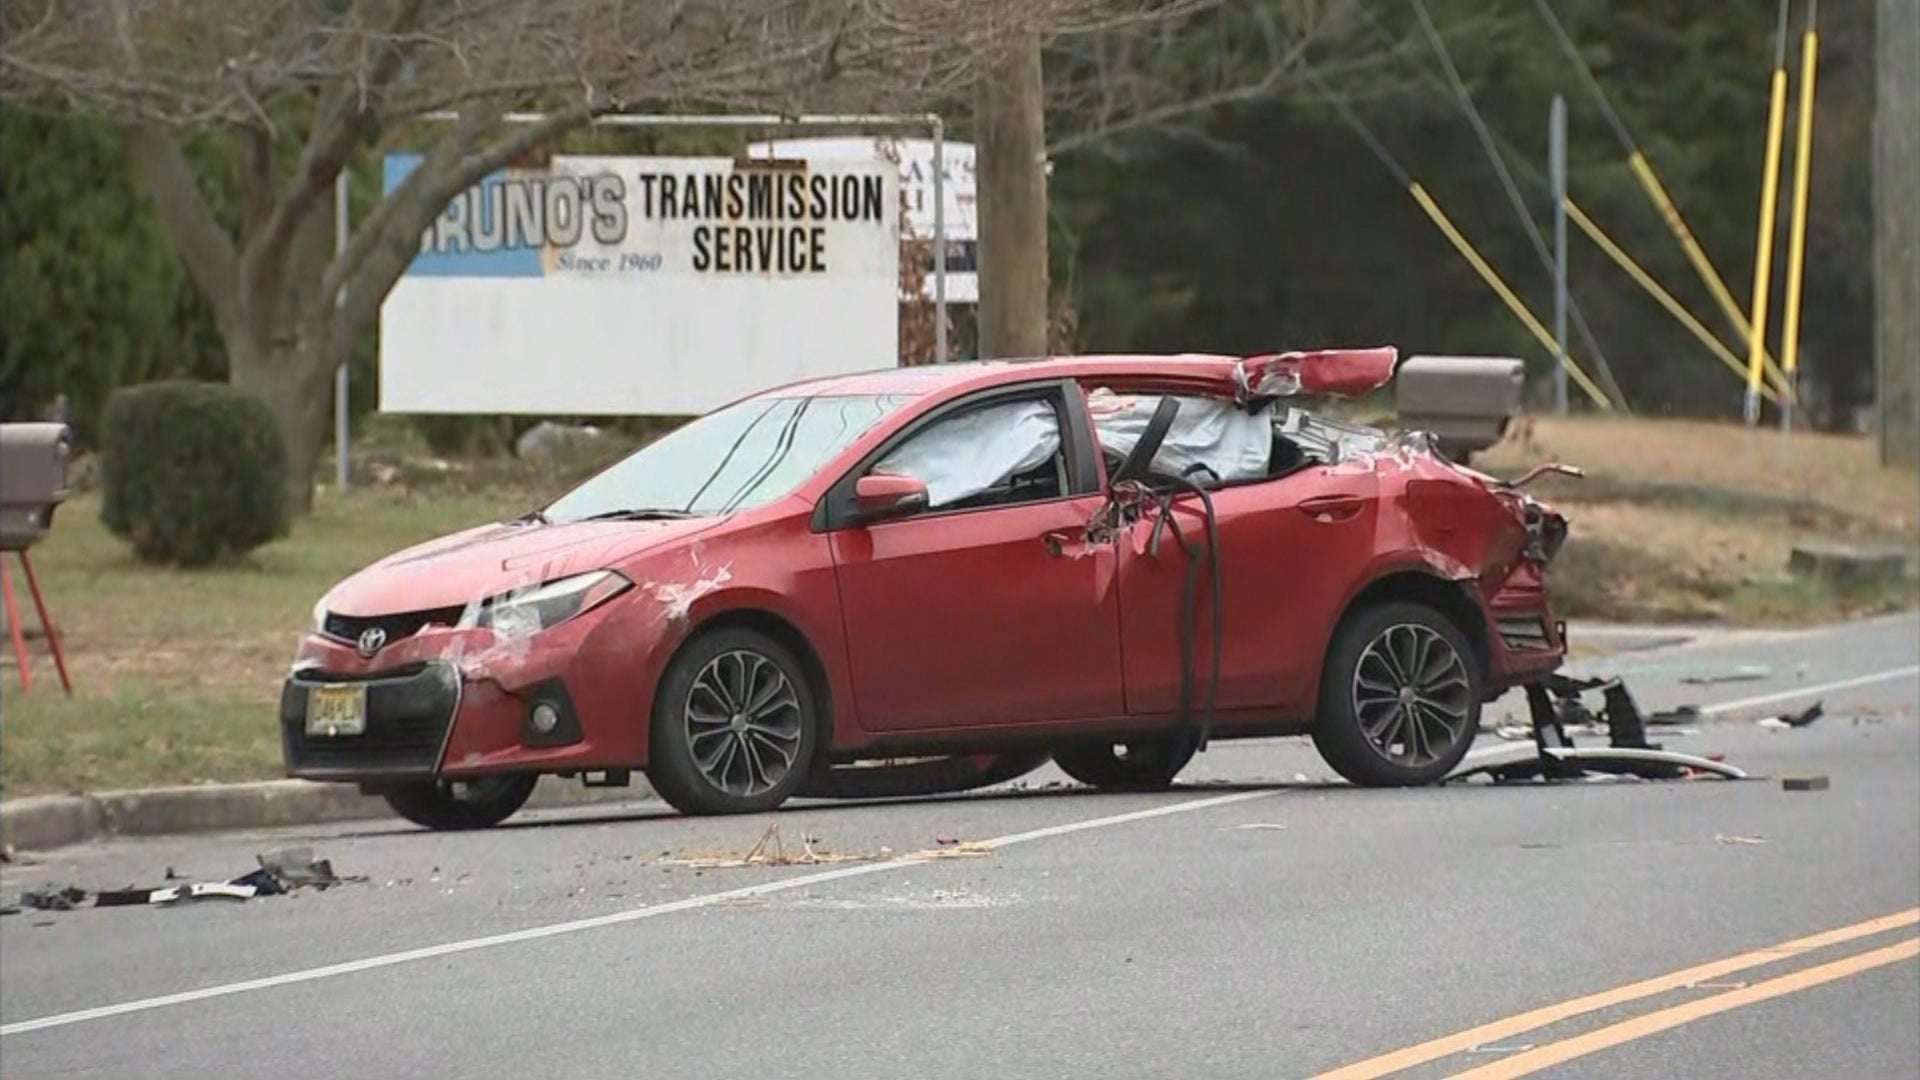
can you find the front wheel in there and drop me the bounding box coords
[1312,601,1482,787]
[648,628,821,816]
[1052,735,1196,792]
[383,774,538,831]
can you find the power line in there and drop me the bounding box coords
[1406,0,1629,412]
[1530,0,1792,398]
[1309,73,1613,410]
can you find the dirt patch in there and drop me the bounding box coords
[1478,416,1918,624]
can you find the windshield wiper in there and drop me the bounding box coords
[574,507,701,522]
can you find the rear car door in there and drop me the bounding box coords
[1087,390,1381,718]
[822,381,1126,732]
[1115,465,1381,716]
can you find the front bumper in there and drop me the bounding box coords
[280,598,662,782]
[280,661,462,780]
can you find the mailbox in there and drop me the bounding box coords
[0,422,73,552]
[1393,355,1525,461]
[0,421,75,693]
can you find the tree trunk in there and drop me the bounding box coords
[230,334,338,514]
[974,38,1050,359]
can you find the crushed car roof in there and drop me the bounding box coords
[755,349,1400,402]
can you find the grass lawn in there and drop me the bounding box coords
[1,485,533,797]
[2,415,1914,798]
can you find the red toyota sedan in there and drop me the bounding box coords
[283,349,1571,828]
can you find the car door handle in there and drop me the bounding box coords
[1042,530,1085,557]
[1297,494,1364,522]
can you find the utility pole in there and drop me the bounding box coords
[1877,0,1920,467]
[974,38,1050,359]
[1551,95,1569,416]
[334,170,351,491]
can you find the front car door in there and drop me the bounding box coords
[821,380,1126,732]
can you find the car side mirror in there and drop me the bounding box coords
[852,473,929,523]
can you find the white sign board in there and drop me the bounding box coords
[748,137,977,303]
[378,154,900,415]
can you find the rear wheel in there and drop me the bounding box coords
[1312,601,1481,787]
[648,628,820,816]
[383,774,537,831]
[1052,735,1196,792]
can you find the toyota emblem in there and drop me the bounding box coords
[356,627,388,658]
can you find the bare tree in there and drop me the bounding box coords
[965,0,1418,360]
[1043,0,1425,159]
[3,0,1186,509]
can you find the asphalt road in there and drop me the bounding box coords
[3,613,1916,1080]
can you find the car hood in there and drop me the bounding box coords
[324,516,725,616]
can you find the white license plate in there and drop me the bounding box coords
[305,685,368,737]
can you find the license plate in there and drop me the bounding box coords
[305,685,368,737]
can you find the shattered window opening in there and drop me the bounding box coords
[1086,389,1276,485]
[545,394,912,523]
[872,397,1066,510]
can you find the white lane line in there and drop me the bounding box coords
[0,789,1274,1038]
[1700,664,1920,716]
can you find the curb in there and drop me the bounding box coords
[1,775,654,854]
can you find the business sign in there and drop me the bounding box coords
[378,154,899,415]
[747,137,977,303]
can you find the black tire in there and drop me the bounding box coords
[1052,734,1196,792]
[798,751,1050,800]
[1312,600,1482,787]
[648,627,821,816]
[383,774,537,831]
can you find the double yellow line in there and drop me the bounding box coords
[1314,907,1920,1080]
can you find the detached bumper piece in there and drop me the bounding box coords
[1448,674,1748,784]
[280,661,460,779]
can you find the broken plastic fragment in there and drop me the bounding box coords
[1679,665,1771,686]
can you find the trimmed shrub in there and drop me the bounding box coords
[99,381,289,566]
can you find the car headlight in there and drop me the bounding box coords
[310,596,329,633]
[478,570,631,638]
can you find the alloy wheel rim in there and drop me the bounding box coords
[1351,624,1472,767]
[685,649,804,797]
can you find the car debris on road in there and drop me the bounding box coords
[0,847,360,915]
[1448,673,1749,784]
[1679,664,1772,686]
[1757,701,1824,730]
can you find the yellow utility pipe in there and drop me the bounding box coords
[1780,20,1821,382]
[1627,154,1787,396]
[1529,0,1787,399]
[1565,198,1781,404]
[1408,182,1612,410]
[1743,62,1791,423]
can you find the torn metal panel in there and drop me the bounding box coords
[1235,346,1399,401]
[873,397,1061,509]
[1275,408,1392,465]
